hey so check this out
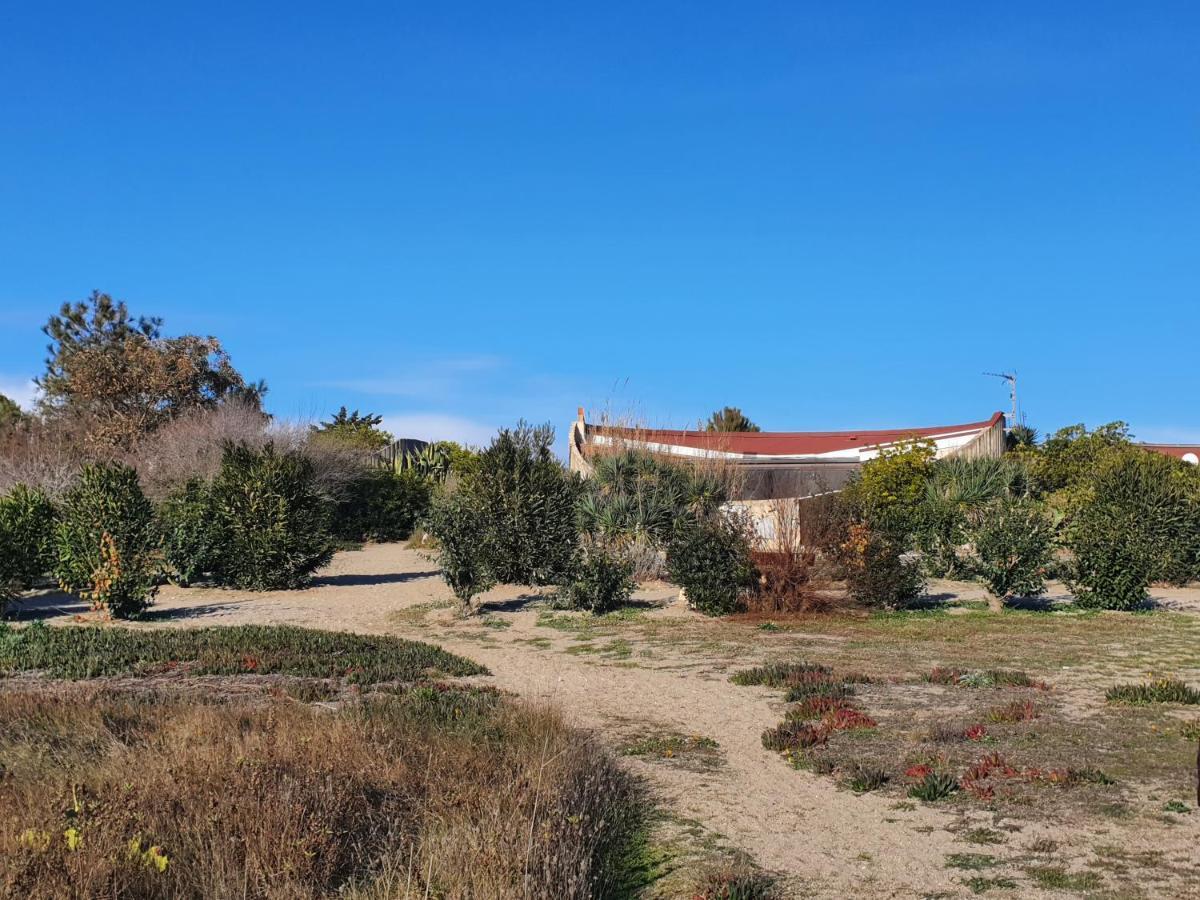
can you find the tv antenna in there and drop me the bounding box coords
[984,372,1018,428]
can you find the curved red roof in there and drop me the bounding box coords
[589,412,1005,458]
[1140,443,1200,461]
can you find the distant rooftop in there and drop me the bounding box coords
[577,411,1006,463]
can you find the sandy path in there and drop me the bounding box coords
[20,544,1198,898]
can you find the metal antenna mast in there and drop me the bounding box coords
[984,372,1018,427]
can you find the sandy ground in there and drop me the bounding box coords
[18,544,1200,898]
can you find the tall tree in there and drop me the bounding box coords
[705,406,761,433]
[0,394,25,430]
[311,407,393,450]
[38,291,265,448]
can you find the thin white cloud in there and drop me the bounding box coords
[380,413,497,449]
[318,355,505,399]
[0,376,38,410]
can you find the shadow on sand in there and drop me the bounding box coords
[310,570,439,588]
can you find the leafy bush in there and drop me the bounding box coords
[463,423,581,586]
[331,468,431,543]
[54,463,158,618]
[666,514,757,616]
[0,485,57,607]
[1068,507,1153,611]
[839,524,925,609]
[1029,421,1132,498]
[561,544,635,613]
[967,498,1054,603]
[842,439,935,543]
[158,479,223,585]
[1060,449,1198,610]
[425,489,496,613]
[208,443,334,590]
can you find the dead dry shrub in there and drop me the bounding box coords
[0,686,641,900]
[746,495,847,614]
[126,399,272,499]
[0,415,97,496]
[126,402,376,503]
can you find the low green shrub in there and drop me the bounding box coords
[908,772,960,802]
[840,524,925,609]
[693,864,777,900]
[1105,679,1200,705]
[731,660,831,688]
[761,719,826,751]
[666,514,756,616]
[0,485,57,610]
[54,463,158,618]
[968,498,1054,602]
[561,545,635,614]
[463,423,581,586]
[845,764,890,793]
[1066,449,1200,608]
[1067,503,1152,610]
[0,484,57,585]
[158,479,223,585]
[331,469,431,543]
[425,488,496,613]
[209,443,335,590]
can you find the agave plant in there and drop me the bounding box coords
[397,443,453,483]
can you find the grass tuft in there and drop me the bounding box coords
[1105,678,1200,705]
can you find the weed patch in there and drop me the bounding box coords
[1105,678,1200,705]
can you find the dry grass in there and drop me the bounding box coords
[0,683,643,899]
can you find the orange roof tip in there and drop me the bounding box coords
[577,406,585,421]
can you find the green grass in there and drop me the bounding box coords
[1024,866,1103,892]
[1105,679,1200,705]
[0,622,486,683]
[622,732,720,761]
[946,853,999,871]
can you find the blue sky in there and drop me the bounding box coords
[2,2,1198,451]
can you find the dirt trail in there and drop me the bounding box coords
[20,543,1199,898]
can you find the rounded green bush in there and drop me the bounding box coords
[0,485,58,609]
[54,463,158,618]
[561,546,635,614]
[666,515,756,616]
[158,479,224,586]
[208,443,334,590]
